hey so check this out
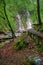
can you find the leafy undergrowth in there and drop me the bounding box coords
[35,42,43,52]
[14,40,28,50]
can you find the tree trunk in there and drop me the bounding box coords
[3,0,15,37]
[37,0,41,24]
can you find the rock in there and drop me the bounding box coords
[15,32,21,37]
[26,56,42,65]
[34,57,42,65]
[5,31,12,38]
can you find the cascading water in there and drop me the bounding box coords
[15,14,25,37]
[16,14,25,32]
[26,11,32,30]
[15,12,33,37]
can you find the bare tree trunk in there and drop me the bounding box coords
[37,0,41,24]
[3,0,15,37]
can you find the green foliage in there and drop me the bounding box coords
[0,0,43,32]
[30,34,43,52]
[35,41,43,52]
[15,39,28,50]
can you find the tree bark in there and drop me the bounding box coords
[37,0,41,24]
[3,0,15,37]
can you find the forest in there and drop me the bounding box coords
[0,0,43,65]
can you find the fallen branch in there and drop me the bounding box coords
[28,29,43,38]
[0,37,12,42]
[0,36,15,42]
[0,29,43,42]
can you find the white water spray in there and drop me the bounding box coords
[15,14,25,37]
[26,11,32,30]
[15,12,33,37]
[16,14,25,32]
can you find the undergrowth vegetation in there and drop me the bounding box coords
[28,24,43,52]
[14,38,28,50]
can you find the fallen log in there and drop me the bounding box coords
[0,37,13,42]
[24,29,43,38]
[0,29,43,42]
[0,34,16,42]
[28,29,43,38]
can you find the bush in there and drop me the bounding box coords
[35,42,43,52]
[15,39,28,50]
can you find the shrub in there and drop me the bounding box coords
[15,39,28,50]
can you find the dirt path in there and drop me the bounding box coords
[0,39,43,65]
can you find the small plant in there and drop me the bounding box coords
[35,42,43,52]
[15,39,28,50]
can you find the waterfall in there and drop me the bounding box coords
[15,12,33,37]
[16,14,25,32]
[15,14,25,37]
[26,11,32,30]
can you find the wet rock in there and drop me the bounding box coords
[34,57,42,65]
[26,56,42,65]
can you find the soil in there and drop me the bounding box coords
[0,37,43,65]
